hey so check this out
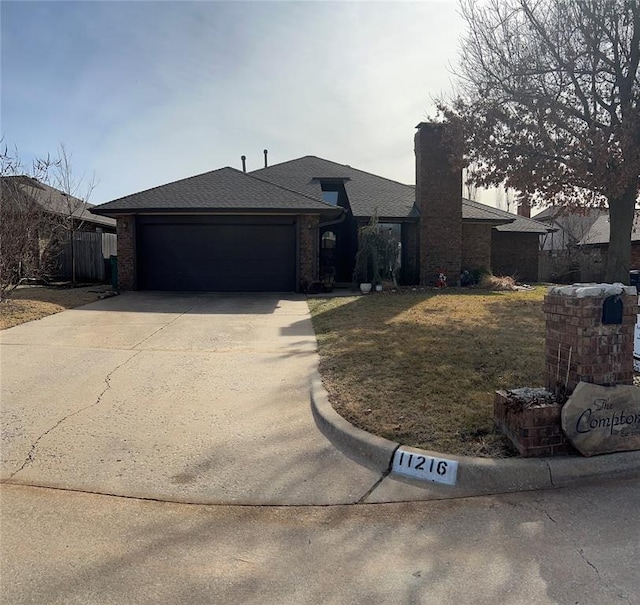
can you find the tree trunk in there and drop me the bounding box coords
[605,186,637,283]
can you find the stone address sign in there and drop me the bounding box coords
[561,381,640,456]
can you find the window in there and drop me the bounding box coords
[378,223,401,240]
[321,191,339,205]
[378,223,402,268]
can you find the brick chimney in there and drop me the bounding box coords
[517,201,531,218]
[415,122,462,286]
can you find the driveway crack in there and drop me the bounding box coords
[130,302,200,349]
[5,351,142,480]
[577,547,601,579]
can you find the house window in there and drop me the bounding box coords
[378,223,402,268]
[321,191,339,206]
[378,223,401,241]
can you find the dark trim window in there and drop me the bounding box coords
[321,191,339,205]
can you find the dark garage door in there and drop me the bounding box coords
[137,216,297,291]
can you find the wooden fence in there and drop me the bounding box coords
[57,232,117,282]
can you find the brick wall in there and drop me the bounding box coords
[631,243,640,269]
[298,214,319,291]
[415,123,462,286]
[461,223,492,272]
[494,391,574,457]
[116,215,136,290]
[543,285,637,393]
[491,231,539,282]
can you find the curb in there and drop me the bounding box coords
[310,372,398,472]
[310,372,640,496]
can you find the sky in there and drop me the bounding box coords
[1,0,492,206]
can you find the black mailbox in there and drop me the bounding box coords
[602,295,623,324]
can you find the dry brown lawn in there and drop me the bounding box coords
[309,287,547,457]
[0,286,111,330]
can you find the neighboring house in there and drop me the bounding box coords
[575,212,640,282]
[1,176,117,282]
[1,175,116,233]
[533,205,606,282]
[534,205,605,252]
[91,123,550,292]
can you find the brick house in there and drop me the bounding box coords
[91,123,550,292]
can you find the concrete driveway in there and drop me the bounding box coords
[0,292,382,504]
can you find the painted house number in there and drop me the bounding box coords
[392,448,458,486]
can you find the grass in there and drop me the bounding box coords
[0,286,111,330]
[308,287,547,458]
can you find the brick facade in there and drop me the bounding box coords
[116,215,136,290]
[298,214,319,291]
[491,231,539,282]
[543,285,637,393]
[461,223,492,272]
[630,243,640,269]
[415,123,462,286]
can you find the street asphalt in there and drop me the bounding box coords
[2,478,639,604]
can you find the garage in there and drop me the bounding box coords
[137,215,297,292]
[90,166,342,292]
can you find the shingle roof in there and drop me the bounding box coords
[251,156,418,219]
[462,199,515,225]
[87,154,554,233]
[462,199,551,233]
[533,205,605,223]
[90,167,341,216]
[580,212,640,245]
[531,206,557,220]
[1,176,116,229]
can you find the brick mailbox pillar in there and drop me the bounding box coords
[495,283,638,457]
[543,284,637,394]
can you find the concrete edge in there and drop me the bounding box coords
[310,373,640,496]
[546,450,640,487]
[310,371,398,472]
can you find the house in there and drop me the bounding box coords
[91,123,550,292]
[534,205,606,282]
[1,175,116,233]
[1,176,117,282]
[535,205,605,252]
[574,211,640,282]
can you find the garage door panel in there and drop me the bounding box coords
[136,219,296,292]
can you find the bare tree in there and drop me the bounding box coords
[439,0,640,282]
[0,145,58,300]
[463,167,479,200]
[50,144,97,285]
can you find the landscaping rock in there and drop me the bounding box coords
[561,381,640,457]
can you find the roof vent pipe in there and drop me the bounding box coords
[263,149,268,168]
[241,155,247,173]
